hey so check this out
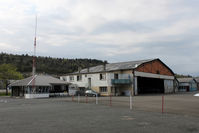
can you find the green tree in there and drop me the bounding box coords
[0,64,23,95]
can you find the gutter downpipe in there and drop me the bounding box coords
[132,70,135,96]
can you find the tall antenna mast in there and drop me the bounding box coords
[32,15,37,93]
[33,15,37,76]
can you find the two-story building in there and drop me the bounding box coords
[60,59,175,96]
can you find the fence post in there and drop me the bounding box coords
[162,95,164,114]
[86,95,88,103]
[130,94,132,110]
[78,94,80,104]
[96,94,98,104]
[110,94,112,106]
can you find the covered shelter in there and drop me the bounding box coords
[9,75,69,98]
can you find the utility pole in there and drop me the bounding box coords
[32,15,37,94]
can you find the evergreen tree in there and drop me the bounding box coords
[0,53,105,76]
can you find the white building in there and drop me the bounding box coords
[60,59,175,96]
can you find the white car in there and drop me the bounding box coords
[194,93,199,97]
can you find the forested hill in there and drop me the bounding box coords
[0,53,106,76]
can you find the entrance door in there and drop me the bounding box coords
[114,87,119,96]
[186,86,190,92]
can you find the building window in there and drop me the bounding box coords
[79,87,86,92]
[77,75,82,81]
[100,73,106,80]
[100,87,107,92]
[114,73,119,79]
[69,76,74,81]
[85,74,87,77]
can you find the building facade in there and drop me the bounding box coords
[195,77,199,91]
[60,59,175,96]
[177,78,198,92]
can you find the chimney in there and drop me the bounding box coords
[87,67,89,73]
[103,63,106,71]
[78,67,81,73]
[103,60,107,71]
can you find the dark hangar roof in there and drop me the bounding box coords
[72,59,156,74]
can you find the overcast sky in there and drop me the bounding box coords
[0,0,199,76]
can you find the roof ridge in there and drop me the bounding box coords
[69,58,158,74]
[107,58,156,65]
[82,58,156,70]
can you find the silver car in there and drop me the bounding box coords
[85,90,100,97]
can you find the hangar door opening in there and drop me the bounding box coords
[137,77,164,94]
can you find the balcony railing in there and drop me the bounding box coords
[111,79,132,84]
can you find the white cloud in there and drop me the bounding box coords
[0,42,20,51]
[55,0,173,33]
[0,0,199,75]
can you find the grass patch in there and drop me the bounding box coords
[0,92,11,96]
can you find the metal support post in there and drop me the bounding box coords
[162,95,164,114]
[110,94,112,106]
[78,94,80,104]
[96,94,98,104]
[130,94,132,110]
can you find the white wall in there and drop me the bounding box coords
[134,71,174,80]
[134,77,138,95]
[61,73,109,88]
[61,72,133,88]
[25,94,49,99]
[164,79,174,93]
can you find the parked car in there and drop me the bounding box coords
[85,90,100,97]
